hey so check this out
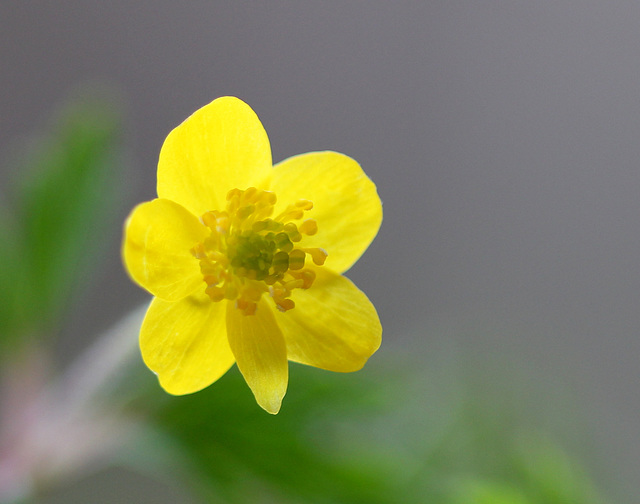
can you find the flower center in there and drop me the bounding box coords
[191,187,327,316]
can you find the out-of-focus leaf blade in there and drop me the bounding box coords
[132,347,613,504]
[150,364,409,504]
[0,213,30,343]
[513,432,606,504]
[13,96,122,335]
[449,478,531,504]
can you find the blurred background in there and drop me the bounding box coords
[1,2,638,503]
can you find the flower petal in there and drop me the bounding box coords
[275,268,382,372]
[226,300,288,414]
[271,151,382,274]
[140,294,235,395]
[123,198,207,301]
[157,96,273,216]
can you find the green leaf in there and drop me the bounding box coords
[126,330,612,504]
[449,478,531,504]
[513,432,606,504]
[3,94,123,345]
[148,364,411,504]
[0,213,30,342]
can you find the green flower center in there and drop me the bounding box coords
[191,187,327,315]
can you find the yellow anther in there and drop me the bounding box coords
[202,275,217,286]
[272,251,289,273]
[201,211,217,228]
[298,219,317,235]
[275,298,295,312]
[244,186,258,200]
[274,232,293,252]
[236,204,255,219]
[283,222,301,242]
[200,262,218,275]
[236,298,257,316]
[295,199,313,210]
[289,269,316,289]
[226,188,243,201]
[286,209,304,220]
[205,285,225,302]
[275,203,305,222]
[288,249,306,270]
[251,221,268,232]
[264,274,279,285]
[304,247,328,266]
[191,243,207,259]
[263,191,277,206]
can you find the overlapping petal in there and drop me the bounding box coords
[226,300,288,414]
[123,198,207,301]
[275,268,381,372]
[157,96,273,216]
[140,293,235,395]
[271,151,382,274]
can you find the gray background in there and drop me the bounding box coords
[1,2,638,501]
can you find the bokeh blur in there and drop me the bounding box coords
[1,2,638,503]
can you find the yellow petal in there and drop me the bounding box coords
[226,300,288,414]
[271,151,382,274]
[275,268,382,372]
[123,198,207,301]
[157,96,273,216]
[140,294,235,395]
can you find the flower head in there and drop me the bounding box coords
[123,97,382,413]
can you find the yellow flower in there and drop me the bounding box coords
[122,97,382,414]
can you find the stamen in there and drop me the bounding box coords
[288,249,306,270]
[289,269,316,289]
[304,247,328,266]
[191,187,326,315]
[275,298,295,312]
[205,285,225,302]
[283,223,301,242]
[298,219,318,235]
[295,199,313,210]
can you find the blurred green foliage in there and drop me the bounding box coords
[149,365,397,504]
[0,95,122,351]
[137,357,608,504]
